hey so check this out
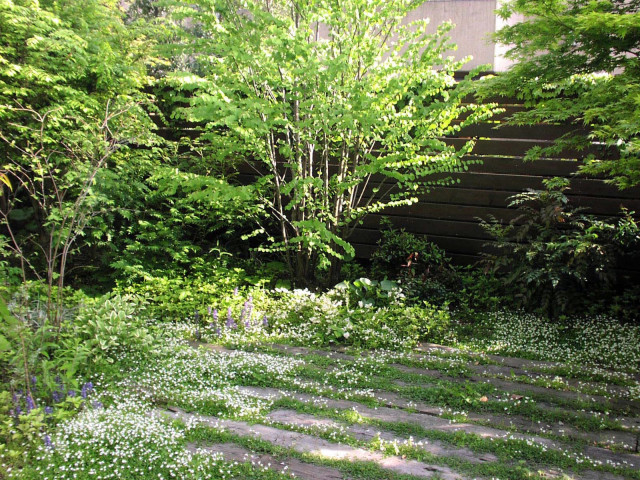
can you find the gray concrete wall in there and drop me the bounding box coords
[406,0,498,70]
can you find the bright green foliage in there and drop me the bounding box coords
[334,277,400,308]
[0,0,160,321]
[169,0,495,284]
[268,287,451,349]
[93,157,266,283]
[484,0,640,189]
[61,294,154,370]
[480,178,640,318]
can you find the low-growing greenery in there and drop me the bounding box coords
[1,0,639,478]
[457,310,640,373]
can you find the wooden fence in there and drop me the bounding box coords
[347,98,640,266]
[155,92,640,269]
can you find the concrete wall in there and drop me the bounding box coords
[406,0,497,70]
[406,0,523,72]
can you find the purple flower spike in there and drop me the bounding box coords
[212,309,218,321]
[44,406,53,415]
[15,405,22,416]
[226,307,236,329]
[92,401,103,409]
[52,391,61,403]
[44,434,53,449]
[207,306,212,316]
[31,375,37,386]
[26,394,35,413]
[215,327,222,337]
[233,287,238,296]
[194,310,200,322]
[245,320,250,329]
[81,382,94,399]
[262,314,269,328]
[67,390,76,398]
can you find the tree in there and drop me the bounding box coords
[483,0,640,189]
[170,0,494,284]
[0,0,159,323]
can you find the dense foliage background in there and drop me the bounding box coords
[0,0,639,477]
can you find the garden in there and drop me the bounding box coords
[1,0,640,479]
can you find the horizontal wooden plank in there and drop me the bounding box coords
[466,156,580,176]
[421,187,640,215]
[380,202,521,222]
[359,215,492,240]
[234,154,583,178]
[446,173,640,199]
[234,170,637,216]
[456,122,584,141]
[446,138,613,159]
[236,157,640,200]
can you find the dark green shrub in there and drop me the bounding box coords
[371,218,458,304]
[481,178,640,318]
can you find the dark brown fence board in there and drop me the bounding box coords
[381,202,522,222]
[466,157,581,176]
[359,215,492,240]
[446,138,611,159]
[457,122,584,140]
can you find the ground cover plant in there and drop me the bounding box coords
[4,299,640,479]
[1,0,640,479]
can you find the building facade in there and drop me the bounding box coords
[407,0,521,72]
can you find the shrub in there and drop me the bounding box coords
[268,288,451,350]
[481,178,640,318]
[61,294,154,371]
[371,219,459,305]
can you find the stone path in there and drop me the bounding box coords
[187,443,345,479]
[165,407,462,479]
[237,385,640,468]
[177,341,640,480]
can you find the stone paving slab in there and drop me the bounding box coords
[418,343,640,383]
[264,343,640,414]
[469,363,632,398]
[263,412,630,480]
[373,389,640,449]
[238,386,640,470]
[390,364,640,416]
[267,408,499,464]
[162,408,464,479]
[187,442,344,479]
[255,343,640,442]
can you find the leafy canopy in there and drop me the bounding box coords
[483,0,640,189]
[169,0,494,283]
